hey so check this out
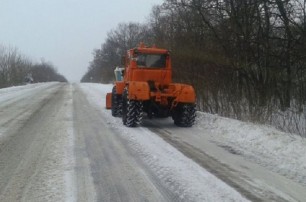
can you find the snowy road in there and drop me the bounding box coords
[0,83,74,201]
[73,84,172,201]
[0,82,305,202]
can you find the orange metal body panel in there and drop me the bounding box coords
[106,93,112,109]
[115,81,125,94]
[131,69,172,84]
[136,48,168,54]
[128,81,150,100]
[170,83,196,103]
[147,83,196,104]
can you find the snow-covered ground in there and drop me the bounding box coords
[0,82,60,141]
[81,83,306,185]
[80,82,306,201]
[0,82,58,102]
[196,112,306,187]
[80,83,248,201]
[0,83,76,202]
[1,82,305,201]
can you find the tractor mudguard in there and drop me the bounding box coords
[170,83,196,103]
[114,81,125,95]
[128,81,150,100]
[106,93,112,109]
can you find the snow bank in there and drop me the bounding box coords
[196,112,306,186]
[0,82,59,103]
[0,82,58,94]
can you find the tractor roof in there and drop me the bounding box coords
[132,43,169,54]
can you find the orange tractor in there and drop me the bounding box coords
[106,43,196,127]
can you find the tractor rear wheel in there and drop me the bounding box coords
[122,88,143,127]
[111,86,122,117]
[172,103,196,127]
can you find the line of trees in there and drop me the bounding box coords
[0,45,67,88]
[81,0,306,136]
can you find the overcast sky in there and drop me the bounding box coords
[0,0,163,82]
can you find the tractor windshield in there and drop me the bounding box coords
[136,54,166,68]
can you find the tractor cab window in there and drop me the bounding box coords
[136,54,166,68]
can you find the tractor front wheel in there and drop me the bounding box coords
[111,86,122,117]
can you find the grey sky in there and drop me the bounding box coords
[0,0,163,82]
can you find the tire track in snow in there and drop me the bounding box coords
[144,122,288,202]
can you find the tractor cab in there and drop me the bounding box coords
[124,43,172,85]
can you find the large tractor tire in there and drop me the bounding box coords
[122,88,143,127]
[172,103,196,127]
[111,86,122,117]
